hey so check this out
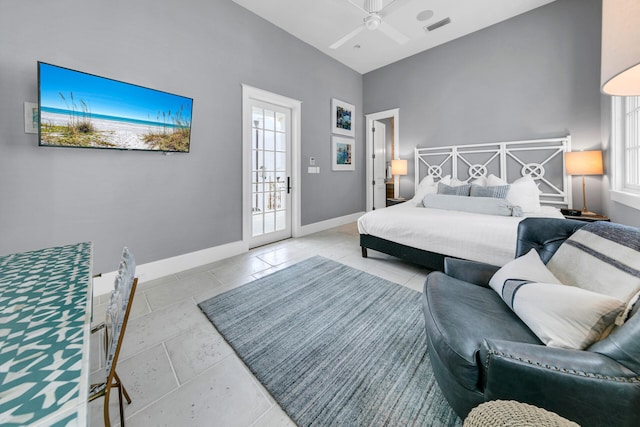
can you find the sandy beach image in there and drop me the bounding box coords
[40,110,190,151]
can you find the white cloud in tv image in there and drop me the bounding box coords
[38,62,193,152]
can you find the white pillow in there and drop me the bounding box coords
[439,175,452,186]
[504,282,625,349]
[490,248,625,349]
[489,248,562,295]
[483,174,541,212]
[506,175,541,213]
[486,174,507,187]
[439,175,465,187]
[471,176,488,186]
[411,175,437,206]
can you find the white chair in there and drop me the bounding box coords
[89,247,137,426]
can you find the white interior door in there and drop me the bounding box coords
[365,109,399,212]
[248,101,292,247]
[372,120,387,209]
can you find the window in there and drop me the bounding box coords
[622,97,640,189]
[611,96,640,210]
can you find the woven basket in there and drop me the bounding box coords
[464,400,580,427]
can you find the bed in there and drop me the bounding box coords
[358,136,572,270]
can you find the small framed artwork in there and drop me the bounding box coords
[24,102,38,134]
[331,98,355,137]
[332,135,355,171]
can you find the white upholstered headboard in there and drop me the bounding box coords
[414,136,572,208]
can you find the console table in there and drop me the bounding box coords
[0,242,93,426]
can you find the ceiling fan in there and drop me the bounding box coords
[330,0,411,49]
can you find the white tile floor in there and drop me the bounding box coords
[89,222,430,426]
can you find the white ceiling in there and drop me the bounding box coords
[232,0,557,74]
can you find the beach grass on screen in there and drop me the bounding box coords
[38,62,193,152]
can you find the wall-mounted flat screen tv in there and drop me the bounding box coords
[38,62,193,153]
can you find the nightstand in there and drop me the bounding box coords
[563,214,610,222]
[386,198,407,206]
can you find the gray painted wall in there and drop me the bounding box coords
[363,0,604,214]
[0,0,363,273]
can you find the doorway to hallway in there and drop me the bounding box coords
[365,109,400,211]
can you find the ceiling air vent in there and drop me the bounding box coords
[425,17,451,32]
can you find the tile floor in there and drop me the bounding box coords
[89,222,430,426]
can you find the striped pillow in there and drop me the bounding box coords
[470,184,510,199]
[502,280,625,349]
[437,182,471,196]
[547,221,640,322]
[490,248,626,349]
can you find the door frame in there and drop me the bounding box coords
[365,108,400,211]
[242,84,302,248]
[372,119,387,210]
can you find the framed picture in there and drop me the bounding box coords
[331,98,355,137]
[332,135,355,171]
[24,102,38,134]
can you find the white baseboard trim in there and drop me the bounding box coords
[93,240,247,296]
[296,211,364,237]
[93,211,364,296]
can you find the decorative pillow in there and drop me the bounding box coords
[546,221,640,323]
[489,249,562,294]
[411,175,437,206]
[439,175,465,187]
[506,175,541,212]
[437,182,471,196]
[471,176,488,186]
[418,174,435,187]
[470,184,510,199]
[502,281,625,349]
[423,194,522,217]
[490,248,625,349]
[486,174,507,187]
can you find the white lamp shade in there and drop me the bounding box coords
[601,0,640,95]
[391,159,407,176]
[565,150,603,176]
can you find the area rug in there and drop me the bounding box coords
[198,256,461,426]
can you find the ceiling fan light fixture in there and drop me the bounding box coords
[364,14,382,30]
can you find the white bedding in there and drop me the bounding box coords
[357,202,563,267]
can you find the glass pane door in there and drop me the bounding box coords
[250,103,291,246]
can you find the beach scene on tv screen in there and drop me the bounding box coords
[39,63,193,152]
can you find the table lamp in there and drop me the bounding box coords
[391,159,407,197]
[565,150,603,216]
[391,159,407,176]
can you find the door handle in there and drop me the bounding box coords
[287,177,291,194]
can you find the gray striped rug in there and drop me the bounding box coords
[199,256,461,426]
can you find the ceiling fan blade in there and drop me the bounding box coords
[377,21,409,45]
[380,0,411,17]
[346,0,369,15]
[330,26,365,49]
